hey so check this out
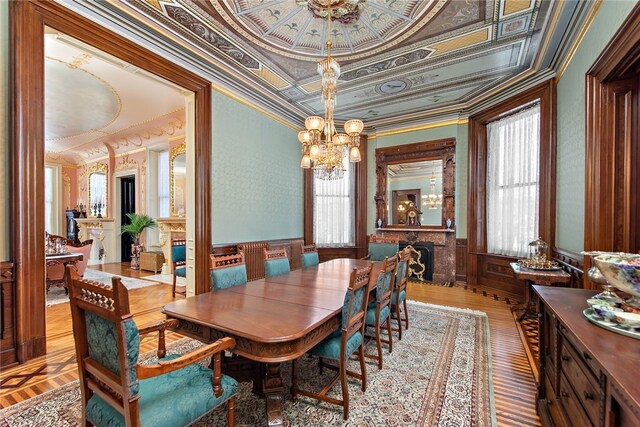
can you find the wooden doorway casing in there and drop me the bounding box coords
[584,3,640,288]
[10,1,212,362]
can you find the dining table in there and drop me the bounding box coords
[163,258,380,427]
[45,252,83,292]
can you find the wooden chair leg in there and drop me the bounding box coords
[403,299,409,329]
[358,345,367,392]
[172,274,177,298]
[395,303,403,340]
[318,356,323,375]
[386,317,393,354]
[340,356,349,420]
[291,359,298,400]
[227,396,235,427]
[375,323,383,370]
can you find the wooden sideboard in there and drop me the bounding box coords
[534,286,639,427]
[0,261,17,366]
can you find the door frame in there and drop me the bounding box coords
[10,1,212,361]
[115,173,138,263]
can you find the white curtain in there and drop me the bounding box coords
[486,104,540,257]
[158,150,170,218]
[44,166,54,233]
[313,155,355,247]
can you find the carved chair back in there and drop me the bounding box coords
[342,264,374,336]
[264,248,290,277]
[374,255,398,311]
[395,248,411,297]
[301,244,320,268]
[67,267,142,427]
[367,235,400,261]
[210,252,248,291]
[171,239,187,266]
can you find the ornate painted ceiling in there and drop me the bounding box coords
[107,0,584,128]
[44,30,186,165]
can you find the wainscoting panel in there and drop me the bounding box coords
[477,254,523,298]
[0,262,17,367]
[456,238,467,283]
[551,247,584,288]
[317,247,359,263]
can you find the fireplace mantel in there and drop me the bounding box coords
[375,228,456,283]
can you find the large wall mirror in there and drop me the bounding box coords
[375,138,455,229]
[87,163,108,218]
[170,141,186,217]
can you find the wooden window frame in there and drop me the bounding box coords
[304,136,367,260]
[467,80,557,288]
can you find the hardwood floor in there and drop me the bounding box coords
[0,269,540,426]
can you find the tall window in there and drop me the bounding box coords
[158,150,170,217]
[44,166,57,234]
[486,104,540,257]
[313,155,355,247]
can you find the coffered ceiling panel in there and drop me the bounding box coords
[118,0,581,125]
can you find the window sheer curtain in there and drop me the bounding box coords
[486,104,540,257]
[45,166,54,233]
[313,156,355,247]
[158,150,170,217]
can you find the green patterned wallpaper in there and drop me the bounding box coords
[556,1,635,252]
[211,90,303,244]
[367,123,468,238]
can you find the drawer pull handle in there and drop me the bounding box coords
[583,352,592,361]
[583,391,594,400]
[561,391,569,398]
[561,355,570,361]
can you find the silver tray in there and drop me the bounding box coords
[583,308,640,340]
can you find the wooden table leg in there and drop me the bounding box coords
[511,280,533,322]
[263,362,284,427]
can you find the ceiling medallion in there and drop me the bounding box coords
[296,0,366,24]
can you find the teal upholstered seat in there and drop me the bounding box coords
[86,354,238,427]
[368,242,399,261]
[291,263,374,421]
[265,257,290,277]
[301,251,320,268]
[68,271,238,427]
[211,264,247,291]
[171,241,187,297]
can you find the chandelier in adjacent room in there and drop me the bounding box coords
[298,2,364,181]
[422,173,443,210]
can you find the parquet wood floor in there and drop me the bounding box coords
[0,270,541,426]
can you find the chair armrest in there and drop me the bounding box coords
[138,319,180,358]
[136,336,235,378]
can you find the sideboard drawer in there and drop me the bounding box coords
[560,340,601,422]
[559,373,593,427]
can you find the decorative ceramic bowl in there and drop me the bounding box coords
[592,305,622,322]
[613,312,640,330]
[594,253,640,303]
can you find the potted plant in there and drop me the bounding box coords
[121,213,157,270]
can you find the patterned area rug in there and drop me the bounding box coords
[0,302,495,426]
[46,269,162,306]
[140,273,186,287]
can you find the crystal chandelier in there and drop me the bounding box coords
[422,174,443,210]
[298,3,364,180]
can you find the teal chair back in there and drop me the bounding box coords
[171,240,187,264]
[301,244,320,268]
[367,235,399,261]
[264,247,290,277]
[395,248,411,297]
[210,252,248,291]
[374,255,398,308]
[342,264,374,330]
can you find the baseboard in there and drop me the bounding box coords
[17,336,46,363]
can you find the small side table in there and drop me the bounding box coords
[510,262,571,322]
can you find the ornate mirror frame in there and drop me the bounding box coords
[375,138,455,229]
[170,141,187,217]
[87,163,108,218]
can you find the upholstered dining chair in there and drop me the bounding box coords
[210,252,248,291]
[67,268,238,427]
[392,248,411,340]
[301,244,320,268]
[362,235,399,261]
[67,239,93,277]
[291,263,373,420]
[365,255,397,369]
[171,239,187,297]
[263,248,290,277]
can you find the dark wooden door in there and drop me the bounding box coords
[120,176,136,262]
